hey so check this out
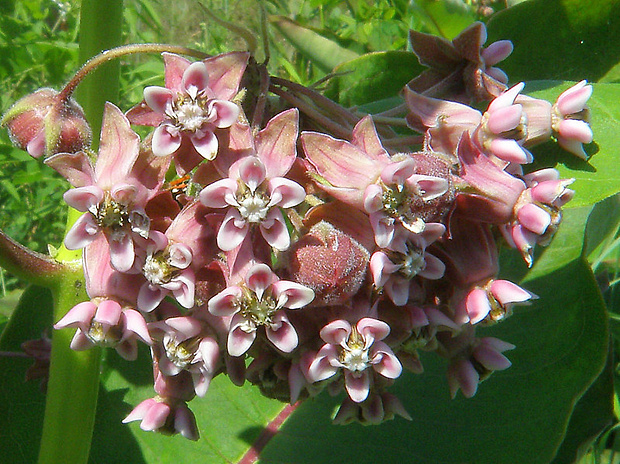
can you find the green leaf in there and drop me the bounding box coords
[487,0,620,82]
[90,345,287,463]
[258,259,608,464]
[550,351,614,464]
[270,15,359,73]
[0,285,53,464]
[414,0,477,39]
[526,82,620,208]
[324,51,424,106]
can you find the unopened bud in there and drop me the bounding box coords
[1,88,91,158]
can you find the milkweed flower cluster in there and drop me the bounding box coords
[2,21,592,437]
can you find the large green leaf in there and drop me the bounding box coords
[270,16,359,73]
[258,257,608,464]
[487,0,620,82]
[0,285,53,464]
[89,345,287,464]
[324,51,424,107]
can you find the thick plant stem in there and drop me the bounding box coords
[37,1,124,463]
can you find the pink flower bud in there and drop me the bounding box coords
[1,88,91,158]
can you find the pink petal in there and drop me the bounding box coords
[217,209,249,251]
[255,108,299,178]
[267,178,306,208]
[164,316,203,338]
[171,272,195,309]
[558,119,593,144]
[182,62,210,97]
[385,276,411,306]
[488,138,533,164]
[351,116,390,162]
[202,51,249,100]
[266,311,299,353]
[488,83,524,112]
[108,232,135,272]
[63,186,103,212]
[162,53,191,91]
[69,330,93,350]
[115,339,138,361]
[110,183,139,205]
[122,308,152,344]
[357,318,390,343]
[344,370,371,403]
[167,243,193,269]
[238,157,266,192]
[64,213,100,250]
[363,184,384,214]
[448,359,479,398]
[482,40,513,66]
[271,280,315,309]
[138,284,167,312]
[143,86,174,114]
[260,209,291,251]
[199,337,220,372]
[45,151,95,188]
[95,103,140,189]
[228,314,257,357]
[122,398,158,423]
[320,320,352,345]
[305,346,340,382]
[557,136,588,159]
[407,174,449,201]
[152,123,182,157]
[54,301,97,330]
[371,341,402,379]
[380,159,415,185]
[419,253,445,280]
[245,263,278,300]
[140,401,171,431]
[370,212,395,249]
[556,81,592,116]
[191,130,219,160]
[487,104,523,134]
[474,345,512,371]
[174,404,199,440]
[93,299,122,326]
[211,100,240,128]
[208,286,243,316]
[466,288,492,324]
[199,178,238,208]
[490,280,536,305]
[517,203,551,235]
[370,252,398,288]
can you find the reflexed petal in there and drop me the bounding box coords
[164,316,202,338]
[370,252,399,288]
[320,320,352,345]
[266,311,299,353]
[199,178,239,208]
[385,277,411,306]
[217,209,248,251]
[122,308,152,344]
[371,341,402,379]
[140,401,171,431]
[267,178,306,208]
[558,119,593,144]
[211,100,239,128]
[482,40,513,66]
[228,314,257,357]
[93,299,122,326]
[488,82,524,112]
[357,318,390,343]
[122,398,158,423]
[171,272,195,309]
[486,104,523,134]
[490,280,536,305]
[191,130,218,160]
[256,108,299,177]
[152,124,182,157]
[556,80,591,116]
[54,301,97,330]
[557,136,588,160]
[69,330,93,351]
[466,287,492,324]
[137,284,167,312]
[182,62,209,97]
[116,340,138,361]
[344,370,371,403]
[199,337,220,372]
[271,280,315,309]
[448,359,479,398]
[474,345,512,371]
[260,209,290,251]
[238,157,266,193]
[517,203,551,235]
[174,404,199,440]
[144,86,174,114]
[63,186,104,212]
[208,286,243,316]
[380,159,415,185]
[488,138,533,164]
[305,346,339,382]
[245,263,277,300]
[64,213,100,250]
[108,232,135,272]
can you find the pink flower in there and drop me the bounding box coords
[304,318,402,403]
[123,397,199,440]
[208,263,314,357]
[127,52,249,166]
[46,103,168,272]
[333,392,411,425]
[54,297,151,361]
[552,80,593,159]
[370,223,446,305]
[200,110,306,251]
[463,279,537,324]
[149,316,220,397]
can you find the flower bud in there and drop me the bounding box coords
[1,88,91,158]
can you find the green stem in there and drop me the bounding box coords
[37,0,124,462]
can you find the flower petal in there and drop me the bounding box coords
[144,86,174,114]
[63,186,104,212]
[64,213,100,250]
[266,311,298,353]
[344,370,371,403]
[152,123,182,157]
[191,130,219,160]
